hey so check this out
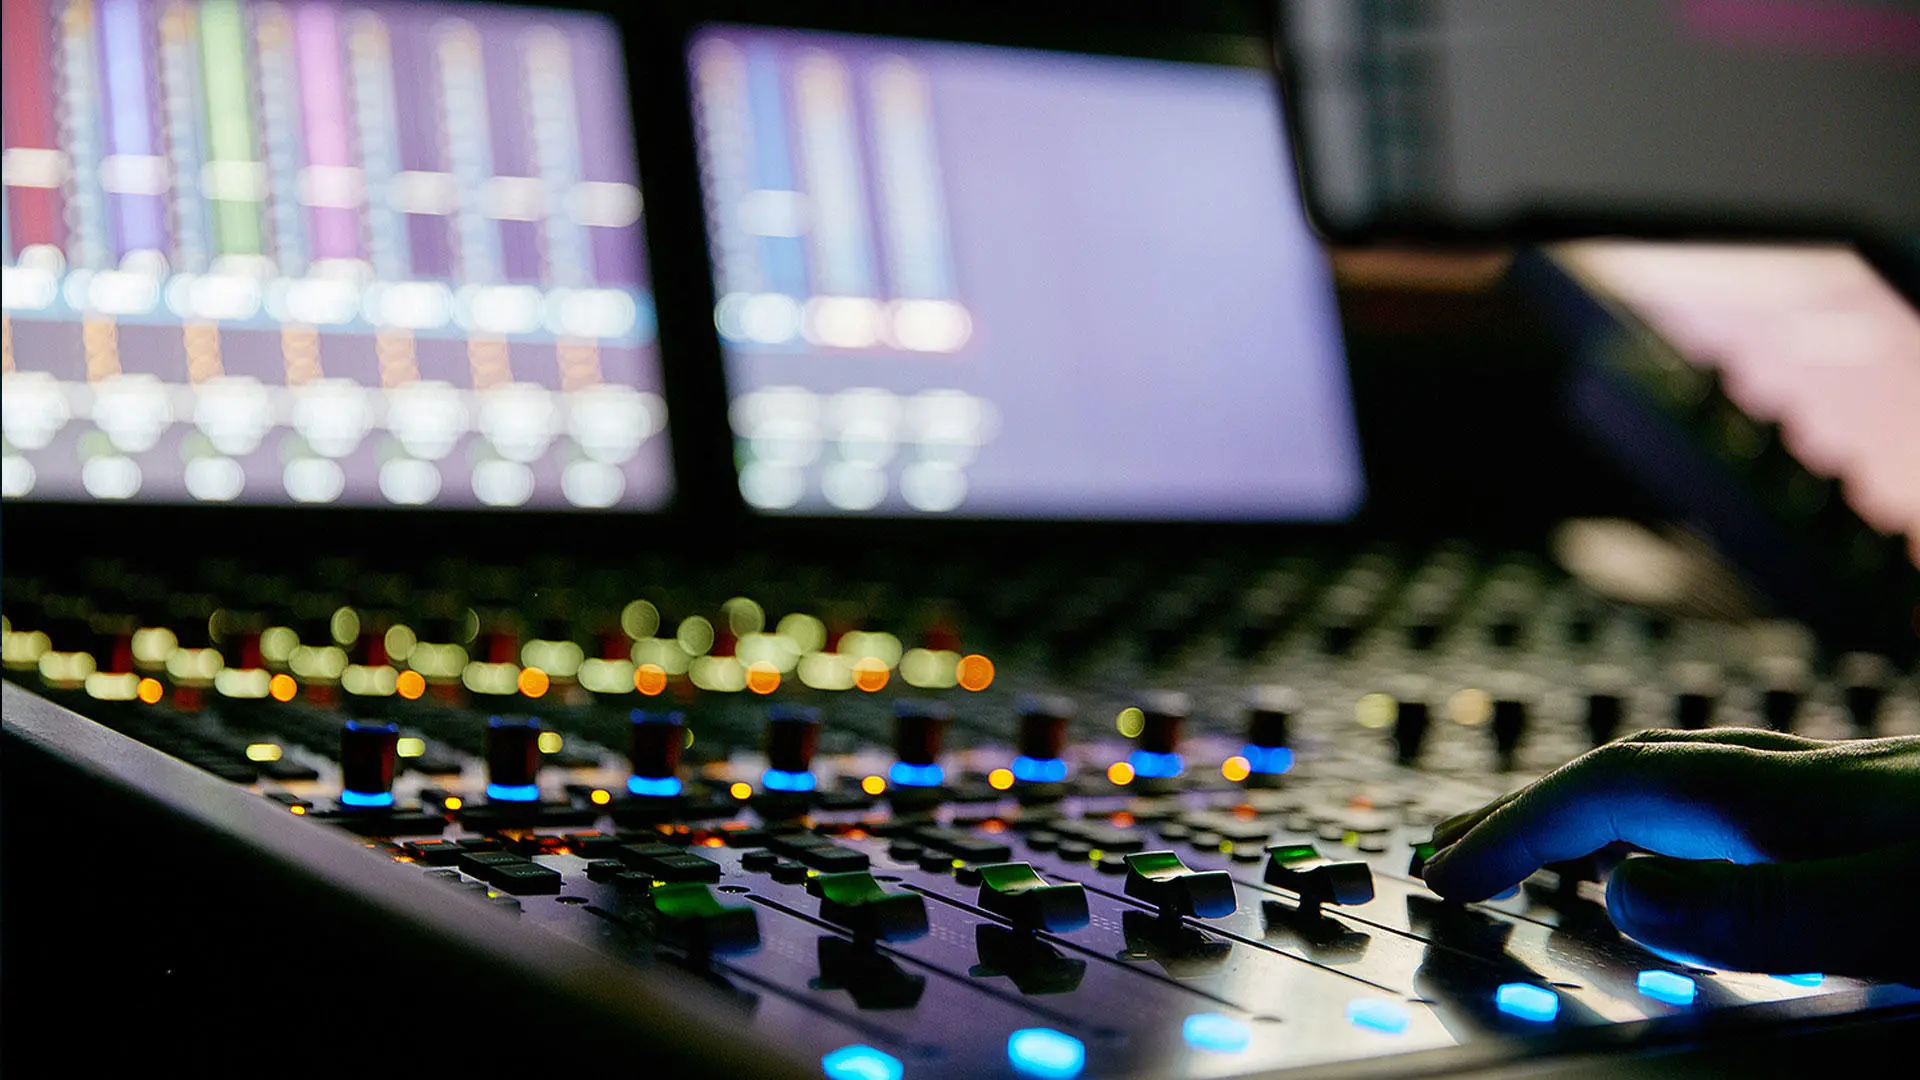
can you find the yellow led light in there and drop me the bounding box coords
[268,673,298,702]
[245,743,283,763]
[395,737,426,758]
[444,796,463,811]
[1087,849,1106,862]
[289,805,306,815]
[1107,761,1135,786]
[729,781,753,800]
[951,859,965,870]
[590,788,612,806]
[1115,707,1145,739]
[861,775,887,796]
[536,731,564,754]
[1355,692,1396,729]
[1221,756,1252,783]
[987,768,1015,791]
[1448,687,1492,726]
[136,677,164,704]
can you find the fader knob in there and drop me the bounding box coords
[1839,653,1890,736]
[1672,663,1721,730]
[764,704,821,792]
[627,709,685,797]
[1582,665,1629,746]
[1390,680,1431,766]
[485,716,544,803]
[1489,674,1530,771]
[339,719,399,809]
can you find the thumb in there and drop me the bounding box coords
[1606,843,1920,981]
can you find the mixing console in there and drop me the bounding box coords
[6,542,1917,1077]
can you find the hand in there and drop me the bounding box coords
[1419,728,1920,980]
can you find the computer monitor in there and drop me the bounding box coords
[687,25,1365,519]
[1,0,670,510]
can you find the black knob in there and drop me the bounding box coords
[1839,653,1890,736]
[1491,698,1527,769]
[1585,692,1624,746]
[1672,663,1721,730]
[1015,693,1072,763]
[1137,691,1188,755]
[340,719,399,808]
[892,699,950,768]
[1390,681,1431,766]
[485,716,544,802]
[765,704,821,790]
[627,709,685,797]
[1242,685,1298,783]
[1756,657,1806,731]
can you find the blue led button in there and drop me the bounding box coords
[1772,972,1825,987]
[820,1044,902,1080]
[1241,743,1295,775]
[485,782,541,803]
[1182,1013,1251,1053]
[1007,1028,1085,1079]
[1637,970,1698,1005]
[627,774,683,797]
[1346,998,1410,1034]
[1127,749,1184,780]
[339,789,395,808]
[1010,755,1069,783]
[1495,983,1560,1022]
[339,718,399,807]
[887,761,944,788]
[762,768,817,793]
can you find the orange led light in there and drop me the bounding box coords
[701,836,725,848]
[956,654,995,692]
[987,768,1015,791]
[1221,756,1252,783]
[1107,761,1135,786]
[518,667,550,698]
[590,789,612,806]
[861,775,887,796]
[396,670,426,699]
[268,673,297,702]
[635,663,668,696]
[1110,811,1135,828]
[745,661,780,695]
[136,677,164,704]
[729,781,753,800]
[852,656,889,692]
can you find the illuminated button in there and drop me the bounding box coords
[887,761,944,788]
[1346,998,1409,1034]
[1011,755,1068,783]
[1181,1013,1251,1053]
[1772,972,1824,987]
[1243,687,1296,780]
[1494,983,1559,1022]
[820,1044,903,1080]
[1126,749,1184,780]
[339,719,398,808]
[485,782,540,803]
[1007,1028,1085,1080]
[1637,970,1698,1005]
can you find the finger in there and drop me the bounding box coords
[1607,843,1920,981]
[1419,739,1903,901]
[1427,729,1828,850]
[1618,727,1831,751]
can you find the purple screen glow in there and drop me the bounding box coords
[693,27,1365,520]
